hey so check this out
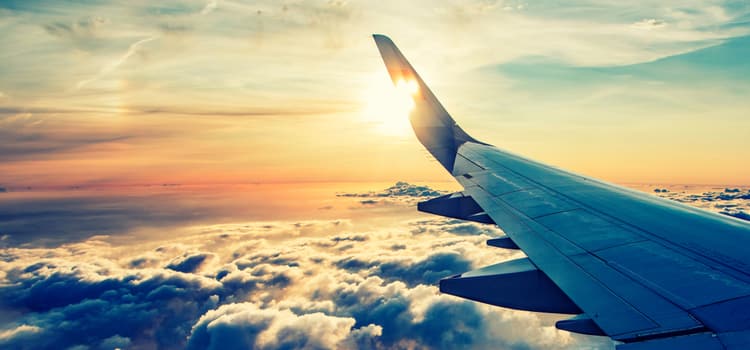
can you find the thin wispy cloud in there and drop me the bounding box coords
[631,18,667,30]
[75,35,158,90]
[200,0,218,15]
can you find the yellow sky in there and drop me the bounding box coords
[1,1,749,188]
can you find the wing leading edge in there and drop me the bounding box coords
[372,34,750,349]
[373,34,481,172]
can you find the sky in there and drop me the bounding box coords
[1,1,750,349]
[0,0,749,187]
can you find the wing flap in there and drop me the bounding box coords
[616,333,723,350]
[439,258,581,314]
[417,192,495,224]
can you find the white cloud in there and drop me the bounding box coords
[631,18,667,30]
[0,213,603,349]
[200,0,218,15]
[3,182,745,348]
[0,324,43,342]
[188,303,371,350]
[652,186,750,221]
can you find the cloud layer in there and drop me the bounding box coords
[653,186,750,221]
[3,181,748,349]
[0,182,610,350]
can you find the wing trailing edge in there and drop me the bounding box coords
[417,192,495,224]
[439,257,582,314]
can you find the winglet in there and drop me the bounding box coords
[372,34,480,173]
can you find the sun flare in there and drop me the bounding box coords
[360,73,420,136]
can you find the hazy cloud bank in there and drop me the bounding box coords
[654,186,750,221]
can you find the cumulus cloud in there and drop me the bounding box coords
[652,186,750,221]
[336,251,472,287]
[167,252,215,273]
[187,303,378,350]
[22,181,750,350]
[339,182,447,207]
[3,181,743,349]
[0,211,598,349]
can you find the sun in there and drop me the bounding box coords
[360,72,420,137]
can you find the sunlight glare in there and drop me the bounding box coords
[360,73,420,137]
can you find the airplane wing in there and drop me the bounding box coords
[372,34,750,349]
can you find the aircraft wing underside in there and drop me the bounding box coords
[372,34,750,349]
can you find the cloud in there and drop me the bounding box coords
[0,324,42,343]
[0,113,133,162]
[655,187,750,202]
[336,252,472,287]
[338,181,446,199]
[0,214,598,350]
[100,334,131,349]
[653,186,750,221]
[43,16,107,41]
[0,190,355,247]
[167,252,215,273]
[0,193,217,246]
[721,210,750,221]
[331,234,368,242]
[187,303,378,350]
[631,18,667,30]
[75,35,158,90]
[2,182,742,349]
[443,220,500,236]
[200,0,218,16]
[0,259,224,349]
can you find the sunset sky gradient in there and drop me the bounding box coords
[1,0,748,188]
[1,1,749,349]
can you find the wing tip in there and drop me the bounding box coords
[372,33,391,42]
[372,34,395,55]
